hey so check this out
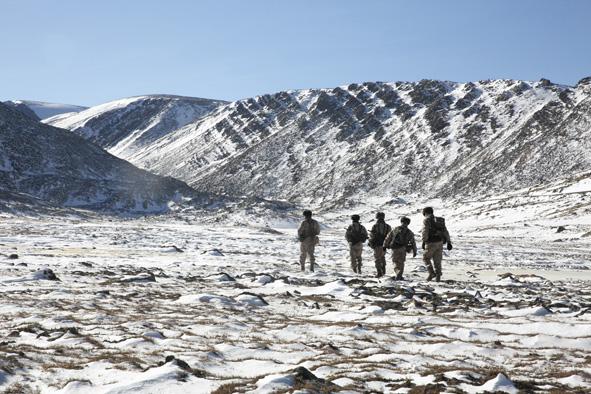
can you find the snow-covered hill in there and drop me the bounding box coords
[71,78,588,208]
[0,102,194,212]
[44,95,227,159]
[4,100,87,120]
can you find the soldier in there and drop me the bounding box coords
[421,207,452,282]
[383,216,417,280]
[368,212,392,278]
[298,210,320,272]
[345,214,368,274]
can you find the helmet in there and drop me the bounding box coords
[351,214,360,222]
[303,210,312,217]
[422,207,434,216]
[401,216,411,225]
[376,212,385,219]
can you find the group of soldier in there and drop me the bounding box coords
[297,207,452,282]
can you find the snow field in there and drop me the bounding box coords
[0,215,589,393]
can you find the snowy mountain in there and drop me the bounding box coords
[116,77,591,206]
[4,100,87,120]
[44,95,227,159]
[49,78,591,208]
[0,102,194,211]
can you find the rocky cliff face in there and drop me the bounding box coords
[52,78,591,206]
[0,102,195,212]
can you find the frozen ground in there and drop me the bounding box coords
[0,209,590,393]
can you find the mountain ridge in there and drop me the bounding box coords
[4,100,87,120]
[0,102,196,212]
[47,77,591,207]
[44,94,228,159]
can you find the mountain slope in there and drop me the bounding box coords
[2,101,40,121]
[44,95,227,159]
[5,100,87,120]
[125,78,591,206]
[0,102,194,211]
[47,78,591,207]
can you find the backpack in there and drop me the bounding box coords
[298,219,318,241]
[428,216,447,242]
[369,222,391,247]
[348,223,368,244]
[389,227,409,249]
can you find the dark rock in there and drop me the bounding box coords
[539,78,552,87]
[8,254,18,260]
[164,355,206,378]
[292,366,339,390]
[67,327,80,335]
[556,226,566,233]
[79,261,93,268]
[35,268,59,281]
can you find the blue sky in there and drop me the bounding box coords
[1,0,590,106]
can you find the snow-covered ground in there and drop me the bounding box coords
[0,207,589,393]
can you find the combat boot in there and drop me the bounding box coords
[426,267,436,281]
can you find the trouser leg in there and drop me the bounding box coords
[424,242,443,281]
[350,243,363,274]
[373,247,380,276]
[350,245,357,273]
[308,242,316,272]
[392,247,406,279]
[356,243,363,273]
[374,247,385,277]
[433,242,443,280]
[300,242,307,271]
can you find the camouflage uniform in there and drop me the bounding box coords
[298,218,320,271]
[384,224,417,279]
[368,220,392,277]
[346,222,368,274]
[421,214,451,281]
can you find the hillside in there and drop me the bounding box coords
[44,95,227,159]
[0,102,194,212]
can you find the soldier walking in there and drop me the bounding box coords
[421,207,452,282]
[345,214,368,274]
[298,210,320,272]
[368,212,392,278]
[384,216,417,280]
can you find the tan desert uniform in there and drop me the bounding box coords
[384,225,417,278]
[346,222,368,274]
[369,220,391,277]
[298,218,320,271]
[422,215,450,279]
